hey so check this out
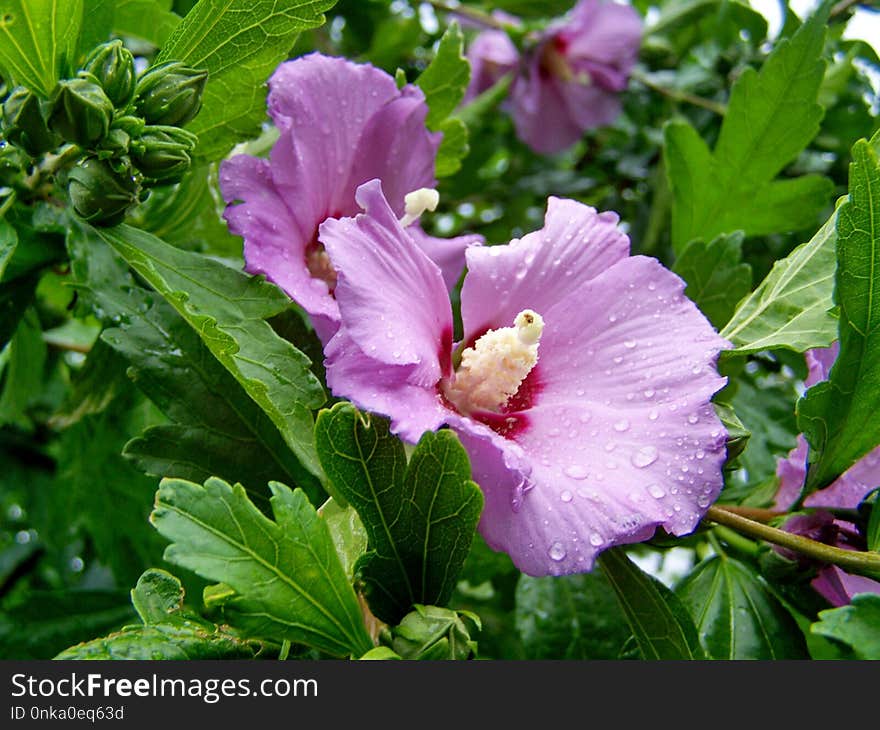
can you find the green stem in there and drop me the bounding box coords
[631,69,727,116]
[831,0,863,19]
[705,505,880,580]
[713,524,761,558]
[423,0,511,31]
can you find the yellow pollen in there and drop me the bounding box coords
[444,309,544,413]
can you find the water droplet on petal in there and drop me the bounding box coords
[589,533,603,546]
[548,542,566,561]
[631,446,659,468]
[648,484,666,499]
[560,490,573,503]
[624,339,637,349]
[614,419,630,432]
[687,413,699,424]
[564,465,589,480]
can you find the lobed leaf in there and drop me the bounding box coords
[798,139,880,492]
[315,403,483,625]
[157,0,339,161]
[675,555,809,659]
[151,476,374,657]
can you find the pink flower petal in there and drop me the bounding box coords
[319,180,453,385]
[408,225,484,290]
[460,196,629,340]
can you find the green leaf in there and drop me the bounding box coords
[867,490,880,553]
[151,476,374,657]
[318,497,368,581]
[94,224,326,495]
[416,21,470,178]
[77,0,115,57]
[156,0,338,161]
[597,547,705,660]
[722,368,799,502]
[102,298,323,505]
[0,0,83,96]
[675,555,809,659]
[55,620,262,659]
[131,567,185,624]
[720,211,838,355]
[0,590,135,660]
[515,571,634,659]
[0,220,17,279]
[130,164,241,256]
[799,139,880,492]
[114,0,180,47]
[672,232,752,328]
[0,308,47,430]
[810,593,880,659]
[315,403,483,625]
[665,8,832,251]
[53,389,168,586]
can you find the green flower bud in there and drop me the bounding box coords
[48,78,114,148]
[67,156,140,226]
[2,87,58,156]
[80,39,137,108]
[134,61,208,127]
[131,124,197,184]
[379,605,480,660]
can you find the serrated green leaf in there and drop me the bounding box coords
[94,224,326,495]
[799,140,880,492]
[151,476,374,657]
[0,220,17,280]
[131,568,185,624]
[156,0,338,161]
[114,0,180,47]
[0,590,135,660]
[713,401,749,463]
[675,555,809,659]
[720,211,838,355]
[102,298,322,504]
[416,21,470,178]
[315,403,483,625]
[665,8,832,251]
[0,0,83,96]
[55,621,262,659]
[598,547,705,660]
[810,593,880,659]
[515,571,633,659]
[672,232,752,328]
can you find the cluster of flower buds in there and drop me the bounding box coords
[0,39,208,226]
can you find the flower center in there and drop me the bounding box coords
[306,239,338,292]
[443,309,544,414]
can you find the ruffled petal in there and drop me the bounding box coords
[344,85,441,216]
[408,226,484,291]
[218,154,339,323]
[560,0,642,75]
[468,256,727,573]
[324,327,449,442]
[813,566,880,607]
[509,58,585,154]
[463,29,520,102]
[460,196,629,340]
[319,180,453,386]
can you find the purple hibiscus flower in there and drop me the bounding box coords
[317,179,728,576]
[464,0,642,155]
[219,53,482,342]
[773,344,880,606]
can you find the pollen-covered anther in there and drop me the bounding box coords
[399,187,440,227]
[444,309,545,414]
